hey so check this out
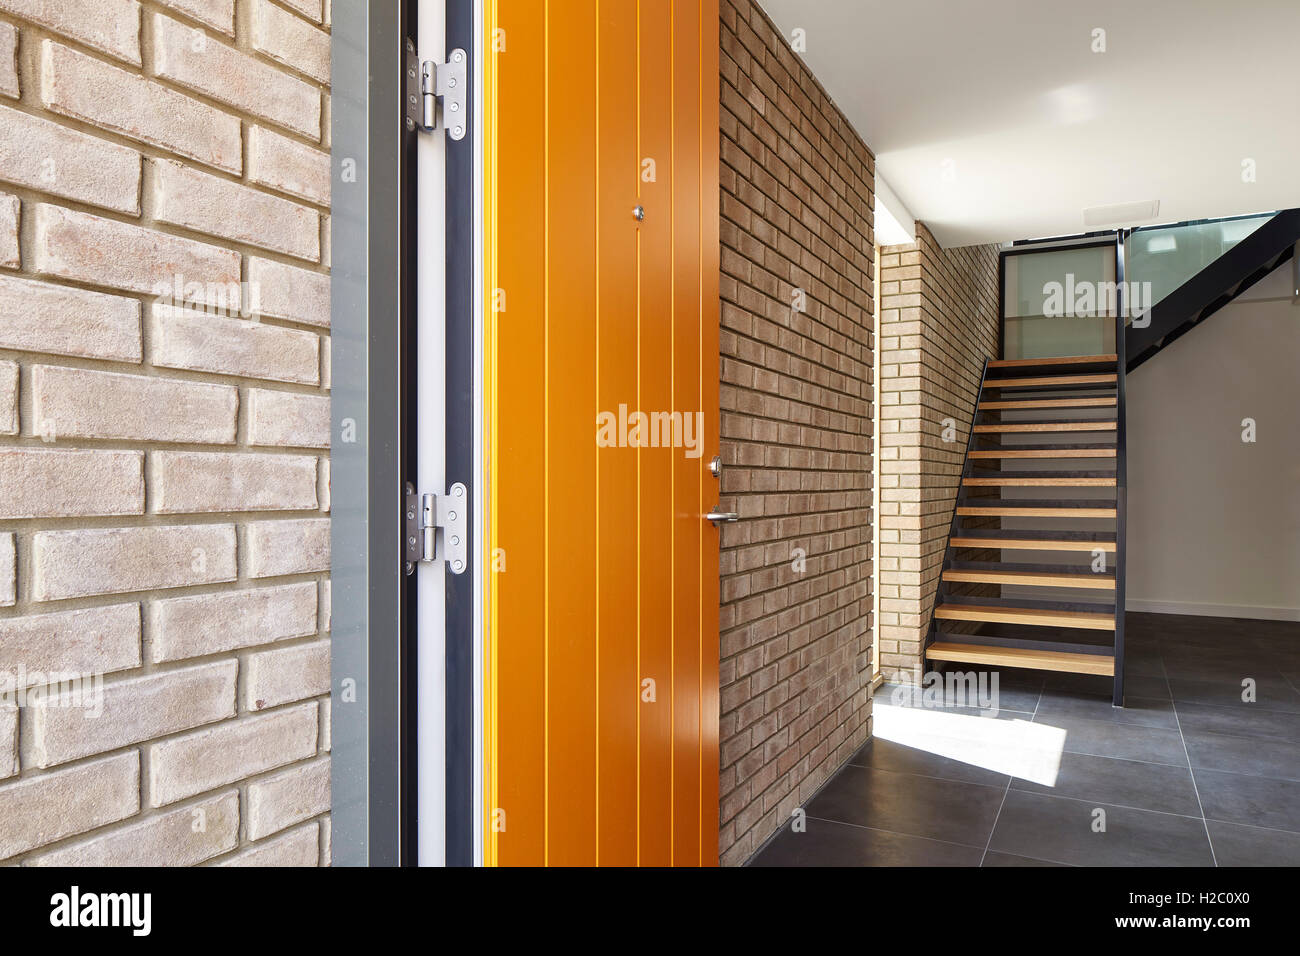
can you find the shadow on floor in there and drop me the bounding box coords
[751,612,1300,866]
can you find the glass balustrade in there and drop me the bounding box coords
[1000,212,1278,359]
[1124,213,1274,318]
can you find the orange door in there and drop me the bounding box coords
[484,0,720,866]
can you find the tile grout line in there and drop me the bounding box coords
[804,814,1080,868]
[803,814,989,854]
[1162,653,1218,866]
[978,674,1042,867]
[841,758,1009,793]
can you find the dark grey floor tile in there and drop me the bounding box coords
[750,817,983,867]
[1048,672,1168,700]
[981,850,1070,867]
[847,738,1010,787]
[1163,654,1277,683]
[1263,652,1300,674]
[1194,767,1300,833]
[1124,652,1166,677]
[988,790,1214,866]
[1035,691,1177,730]
[1207,821,1300,867]
[1124,674,1173,699]
[1168,675,1300,713]
[1043,673,1113,696]
[1238,621,1300,644]
[1032,712,1188,766]
[1184,731,1300,782]
[1012,751,1201,816]
[805,764,1006,847]
[878,679,1036,715]
[1174,700,1300,742]
[1161,627,1269,648]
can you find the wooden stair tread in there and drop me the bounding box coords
[926,641,1115,676]
[984,373,1117,388]
[957,505,1117,518]
[968,448,1117,459]
[973,421,1116,433]
[963,476,1117,487]
[934,603,1116,631]
[987,354,1117,368]
[942,568,1116,590]
[979,398,1116,410]
[951,537,1116,552]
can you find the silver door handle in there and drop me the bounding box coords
[706,507,739,524]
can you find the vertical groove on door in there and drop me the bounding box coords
[542,1,550,867]
[492,0,546,867]
[595,0,639,866]
[671,0,703,866]
[484,0,495,868]
[637,0,674,868]
[545,0,598,866]
[699,0,721,865]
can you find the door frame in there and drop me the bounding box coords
[329,0,417,867]
[435,0,482,868]
[412,0,482,866]
[329,0,482,868]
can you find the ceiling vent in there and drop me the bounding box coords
[1082,200,1161,229]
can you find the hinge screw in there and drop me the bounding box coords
[405,117,415,131]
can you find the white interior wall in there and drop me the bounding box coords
[1125,264,1300,620]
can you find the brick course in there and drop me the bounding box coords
[876,224,999,681]
[0,1,330,866]
[717,0,874,866]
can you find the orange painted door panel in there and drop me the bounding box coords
[485,0,721,866]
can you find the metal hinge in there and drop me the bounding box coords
[404,39,467,140]
[404,482,468,575]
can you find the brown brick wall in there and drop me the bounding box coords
[717,0,874,866]
[0,0,330,866]
[876,224,999,681]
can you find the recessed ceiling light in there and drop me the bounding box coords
[1083,200,1161,228]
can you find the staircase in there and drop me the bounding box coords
[923,208,1300,707]
[925,353,1127,704]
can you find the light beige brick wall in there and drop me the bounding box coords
[718,0,874,866]
[0,0,331,866]
[876,224,999,682]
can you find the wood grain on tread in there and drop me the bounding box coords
[985,374,1117,388]
[962,477,1117,487]
[950,537,1116,552]
[942,568,1116,590]
[934,603,1116,630]
[979,398,1116,410]
[926,641,1115,675]
[987,354,1117,368]
[973,422,1116,433]
[957,505,1117,518]
[968,449,1116,459]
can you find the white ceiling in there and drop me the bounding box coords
[757,0,1300,247]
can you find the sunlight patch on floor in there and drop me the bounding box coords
[874,703,1067,787]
